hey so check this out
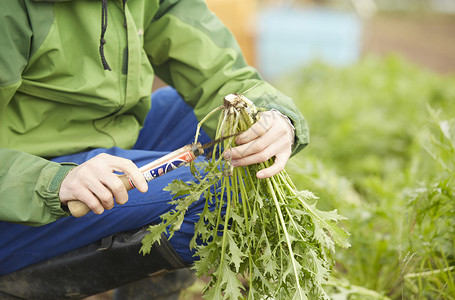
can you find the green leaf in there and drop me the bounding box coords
[203,281,224,300]
[227,231,244,273]
[139,224,167,254]
[229,210,246,232]
[292,286,309,300]
[294,193,351,249]
[304,247,330,284]
[163,179,191,196]
[220,264,244,300]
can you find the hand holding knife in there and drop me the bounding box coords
[67,133,239,217]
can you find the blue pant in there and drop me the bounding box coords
[0,87,212,276]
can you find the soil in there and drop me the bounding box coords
[84,11,455,300]
[362,13,455,75]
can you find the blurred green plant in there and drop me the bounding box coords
[275,55,455,299]
[403,110,455,299]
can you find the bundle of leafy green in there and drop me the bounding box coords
[141,93,350,299]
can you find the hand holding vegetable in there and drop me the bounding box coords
[224,110,295,179]
[59,153,148,215]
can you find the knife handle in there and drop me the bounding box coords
[67,143,203,217]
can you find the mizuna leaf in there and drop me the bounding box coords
[294,192,351,249]
[220,263,244,300]
[227,231,244,273]
[292,287,309,300]
[139,223,168,254]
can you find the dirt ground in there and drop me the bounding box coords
[84,12,455,300]
[362,13,455,75]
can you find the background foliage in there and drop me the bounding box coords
[276,55,455,299]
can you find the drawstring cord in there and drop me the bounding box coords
[123,0,127,27]
[99,0,111,71]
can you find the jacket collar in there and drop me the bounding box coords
[32,0,112,71]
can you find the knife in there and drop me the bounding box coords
[67,133,240,217]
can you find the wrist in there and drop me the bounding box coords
[270,109,295,145]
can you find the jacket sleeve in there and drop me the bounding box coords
[143,0,309,155]
[0,149,75,226]
[0,2,74,226]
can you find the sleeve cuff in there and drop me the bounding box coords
[42,163,77,218]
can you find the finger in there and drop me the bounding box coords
[100,174,129,205]
[228,122,282,160]
[231,138,290,168]
[235,115,272,145]
[124,170,148,193]
[108,156,148,193]
[75,189,105,215]
[76,169,114,210]
[88,179,115,210]
[228,133,271,161]
[256,152,290,179]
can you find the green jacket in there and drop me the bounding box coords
[0,0,309,226]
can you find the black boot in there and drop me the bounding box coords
[0,226,193,300]
[113,268,196,300]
